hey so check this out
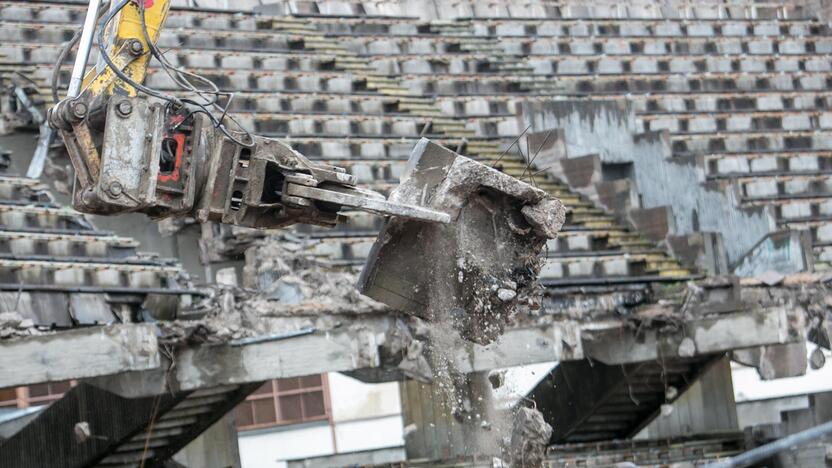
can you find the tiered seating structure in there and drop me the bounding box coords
[0,0,726,284]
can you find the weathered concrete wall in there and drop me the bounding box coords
[519,100,776,264]
[792,0,832,22]
[736,394,811,428]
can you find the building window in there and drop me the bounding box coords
[0,387,18,409]
[234,374,330,430]
[0,381,73,409]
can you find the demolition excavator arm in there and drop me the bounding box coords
[48,0,449,228]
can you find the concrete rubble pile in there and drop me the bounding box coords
[0,311,43,339]
[155,234,392,345]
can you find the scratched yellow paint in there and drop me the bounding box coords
[80,0,172,97]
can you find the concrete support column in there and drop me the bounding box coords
[638,355,738,439]
[399,372,504,461]
[173,414,241,468]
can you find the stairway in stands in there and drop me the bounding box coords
[0,382,261,468]
[526,355,720,443]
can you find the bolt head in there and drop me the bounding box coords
[129,40,144,56]
[116,100,133,117]
[108,181,123,197]
[71,101,88,119]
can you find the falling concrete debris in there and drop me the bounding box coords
[488,369,507,389]
[509,407,553,468]
[809,347,826,370]
[677,337,696,358]
[359,138,565,345]
[353,139,564,447]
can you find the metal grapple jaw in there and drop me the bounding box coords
[192,129,447,229]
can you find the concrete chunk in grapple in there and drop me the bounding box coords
[357,139,565,345]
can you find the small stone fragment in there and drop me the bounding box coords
[521,198,566,238]
[497,288,517,302]
[488,369,506,389]
[17,319,34,329]
[677,337,696,357]
[810,347,826,370]
[74,422,92,444]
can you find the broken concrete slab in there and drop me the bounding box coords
[358,138,565,345]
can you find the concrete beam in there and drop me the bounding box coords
[445,321,583,374]
[583,307,803,365]
[172,323,386,392]
[0,324,159,389]
[169,321,583,391]
[93,318,586,397]
[167,307,800,390]
[2,305,809,393]
[732,341,809,380]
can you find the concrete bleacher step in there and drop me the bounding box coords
[0,231,140,260]
[0,257,180,287]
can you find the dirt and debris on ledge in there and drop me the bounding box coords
[0,311,45,339]
[0,232,389,344]
[241,236,388,316]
